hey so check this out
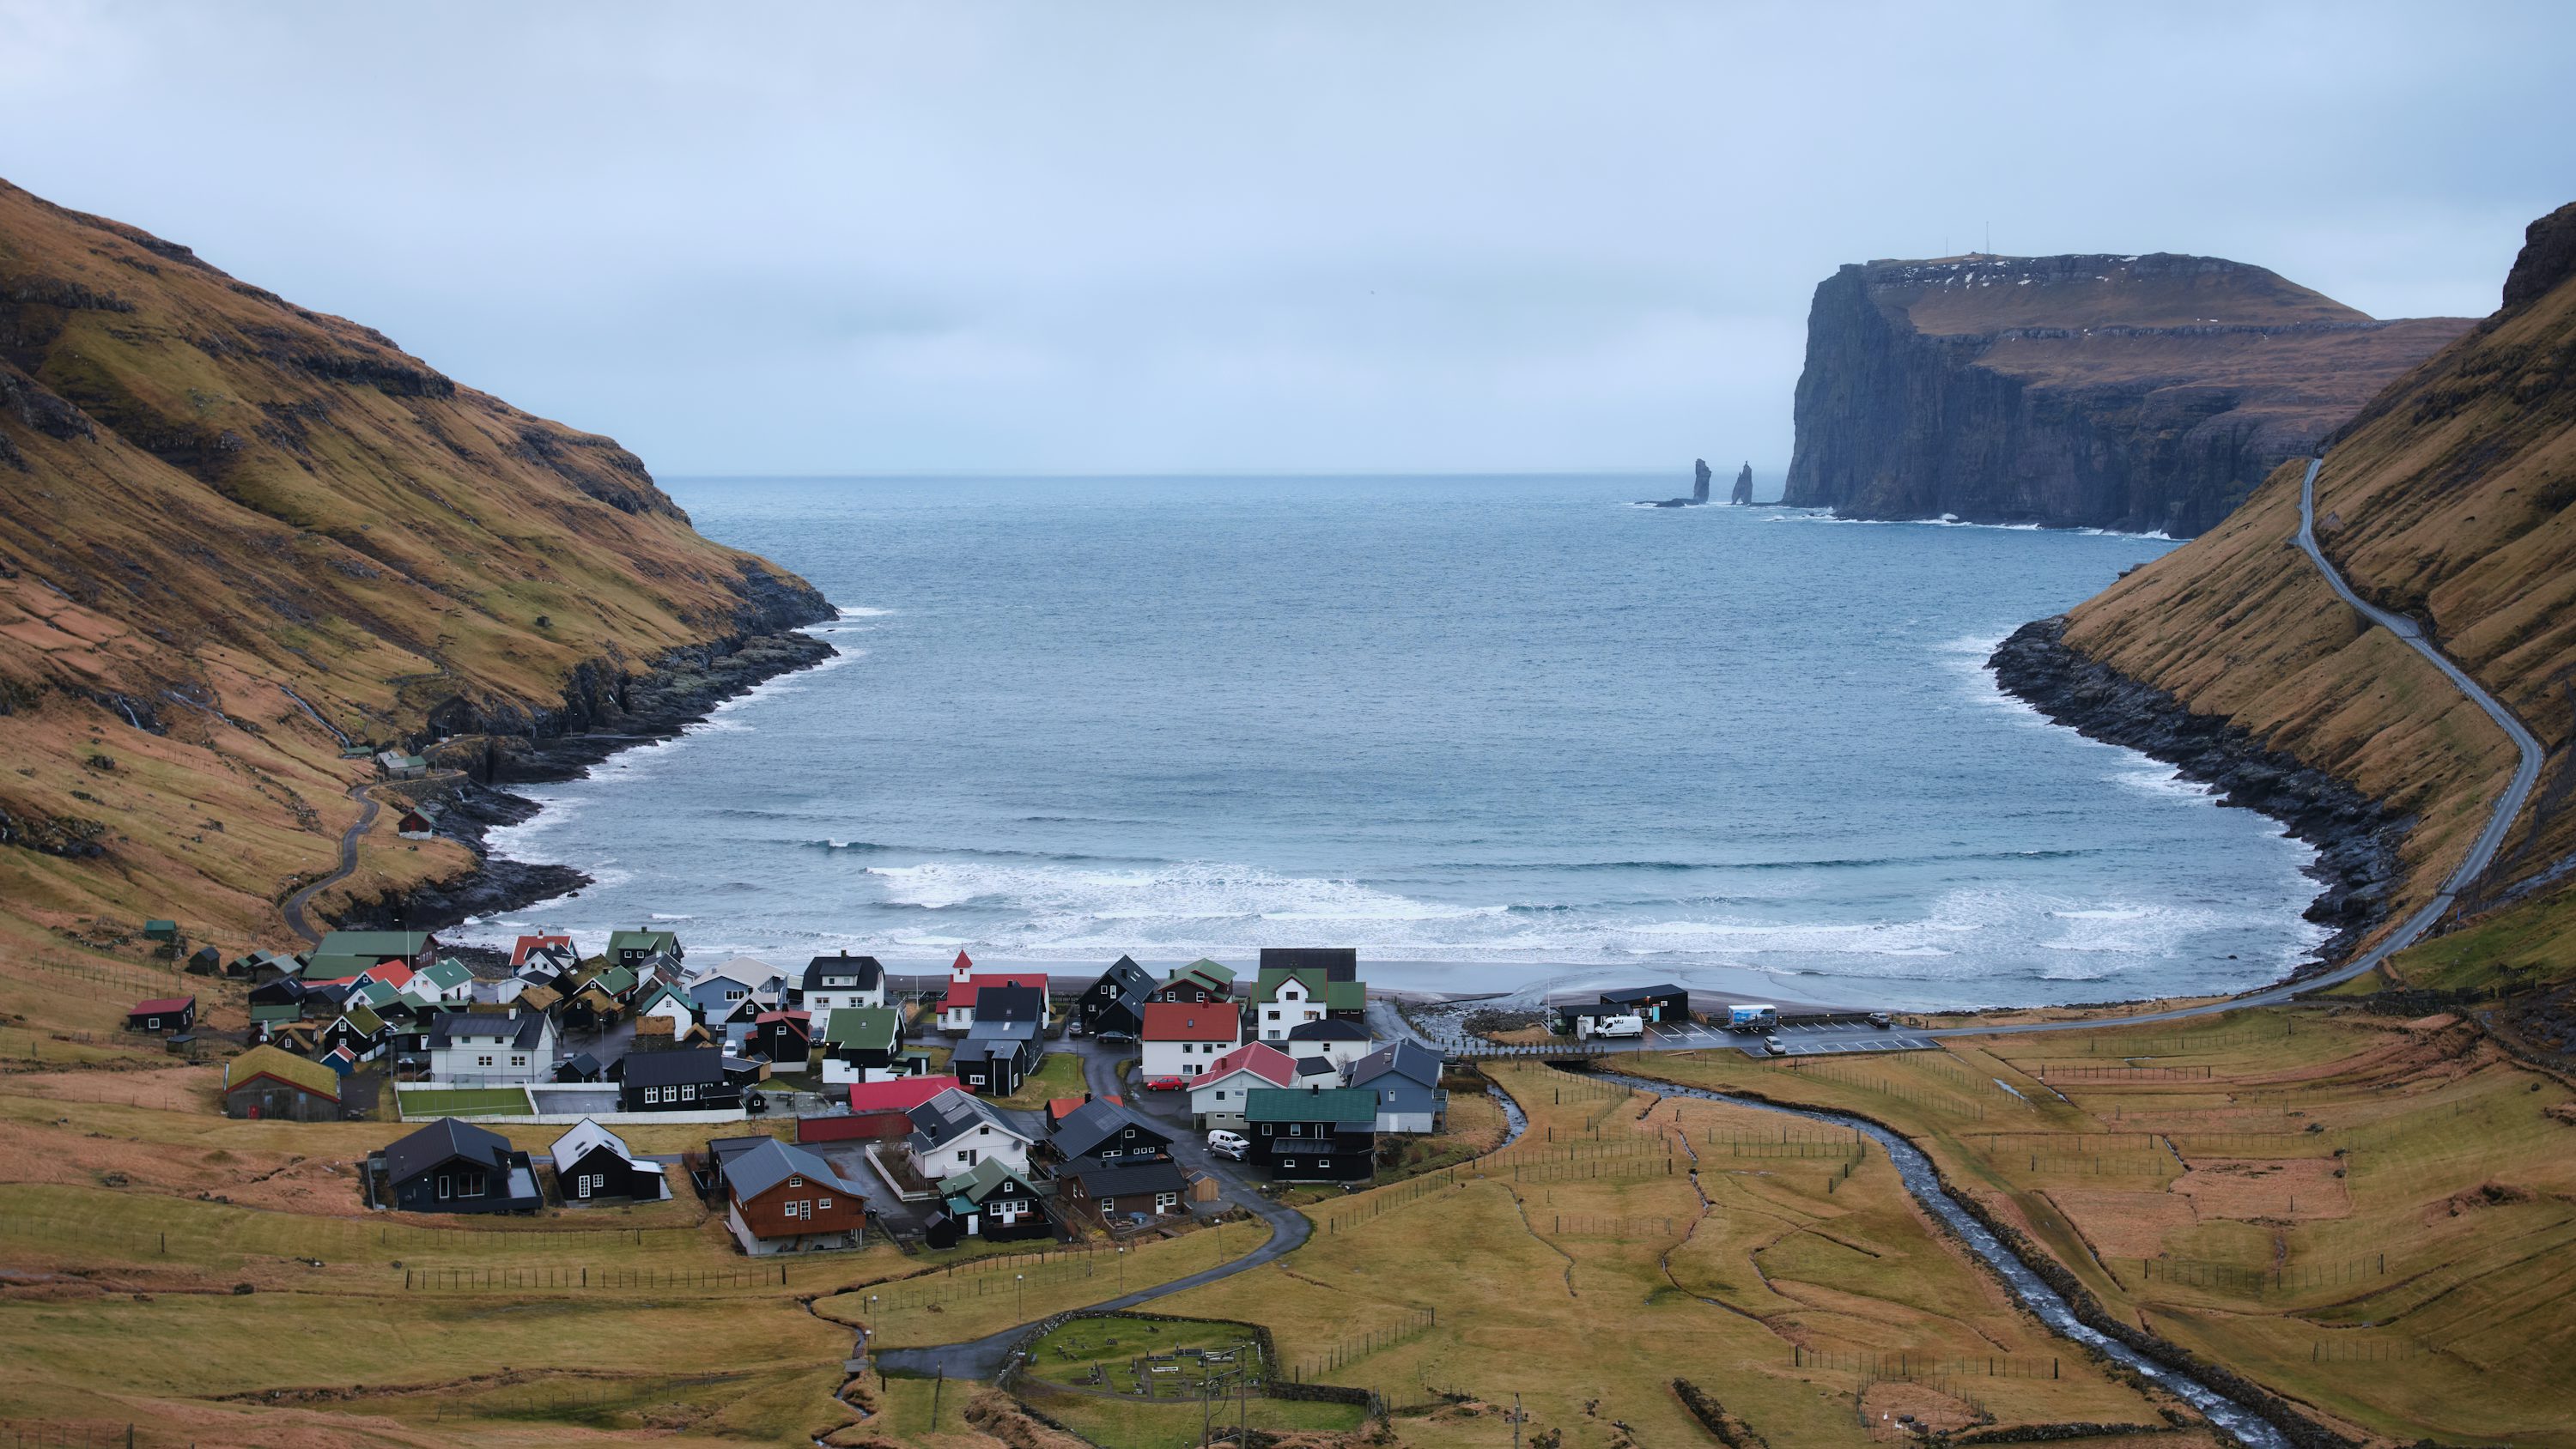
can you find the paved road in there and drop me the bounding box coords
[1923,458,2544,1038]
[871,1040,1313,1379]
[283,781,382,945]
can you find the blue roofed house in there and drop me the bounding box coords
[685,957,787,1022]
[1346,1040,1448,1134]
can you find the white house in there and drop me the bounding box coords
[903,1088,1037,1180]
[799,951,886,1034]
[629,983,699,1040]
[934,950,1048,1034]
[1254,973,1328,1043]
[425,1009,556,1085]
[1140,1001,1242,1081]
[1188,1041,1296,1131]
[1283,1017,1373,1076]
[687,956,787,1020]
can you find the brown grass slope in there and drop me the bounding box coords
[2061,202,2576,958]
[0,176,825,942]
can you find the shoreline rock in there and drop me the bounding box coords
[1988,615,2407,972]
[331,623,838,939]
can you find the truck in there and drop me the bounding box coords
[1727,1004,1779,1034]
[1581,1013,1646,1040]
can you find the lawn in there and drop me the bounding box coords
[395,1084,534,1118]
[1016,1379,1367,1449]
[984,1047,1088,1110]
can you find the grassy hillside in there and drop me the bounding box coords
[2057,202,2576,967]
[0,177,827,947]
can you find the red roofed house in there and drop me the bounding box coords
[1140,1000,1242,1082]
[126,996,197,1034]
[511,933,574,968]
[1186,1041,1296,1131]
[353,961,416,992]
[839,1074,966,1140]
[935,951,1050,1033]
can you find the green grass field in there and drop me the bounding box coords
[395,1085,535,1118]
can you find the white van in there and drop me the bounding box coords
[1206,1129,1250,1161]
[1586,1013,1646,1040]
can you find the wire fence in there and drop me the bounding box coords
[1287,1307,1438,1382]
[1782,1061,1992,1118]
[1317,1170,1469,1234]
[0,1424,173,1448]
[2136,1252,2388,1294]
[2033,1064,2215,1082]
[1792,1348,2061,1379]
[402,1263,789,1290]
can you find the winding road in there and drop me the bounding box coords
[1920,458,2544,1037]
[283,781,383,945]
[870,1040,1315,1379]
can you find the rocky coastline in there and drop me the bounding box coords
[330,622,838,942]
[1989,615,2407,971]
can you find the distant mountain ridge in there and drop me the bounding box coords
[1784,251,2472,536]
[0,177,831,938]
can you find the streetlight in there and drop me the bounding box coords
[1015,1272,1024,1317]
[1117,1245,1127,1292]
[866,1293,878,1335]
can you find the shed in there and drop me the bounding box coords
[222,1045,343,1121]
[143,920,180,943]
[125,996,197,1034]
[1599,983,1692,1025]
[552,1118,671,1203]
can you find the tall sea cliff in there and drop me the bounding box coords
[1784,252,2471,536]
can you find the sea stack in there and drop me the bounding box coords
[1692,458,1712,504]
[1729,462,1754,505]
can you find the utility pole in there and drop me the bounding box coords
[1514,1391,1523,1449]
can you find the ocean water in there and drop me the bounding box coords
[466,474,2326,1009]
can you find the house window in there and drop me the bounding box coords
[644,1086,661,1104]
[1260,1125,1273,1136]
[1290,1123,1303,1136]
[681,1083,696,1100]
[436,1173,453,1199]
[1281,1159,1297,1169]
[789,1176,803,1188]
[1156,1192,1177,1211]
[477,1054,494,1067]
[817,1197,832,1210]
[510,1055,526,1067]
[960,1149,978,1167]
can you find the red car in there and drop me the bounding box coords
[1143,1075,1184,1091]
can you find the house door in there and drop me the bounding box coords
[576,1173,592,1199]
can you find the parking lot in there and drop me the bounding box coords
[1641,1019,1940,1058]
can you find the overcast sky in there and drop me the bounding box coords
[3,2,2569,476]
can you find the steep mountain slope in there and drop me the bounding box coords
[0,178,830,943]
[1785,252,2472,535]
[2001,203,2576,974]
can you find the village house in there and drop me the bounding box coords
[1187,1041,1296,1131]
[686,956,787,1020]
[841,1074,963,1139]
[818,1004,907,1086]
[550,1119,670,1203]
[934,1157,1054,1243]
[795,950,886,1034]
[1048,1098,1172,1164]
[1283,1017,1374,1076]
[394,801,442,839]
[324,1003,392,1061]
[1146,958,1235,1007]
[1071,954,1155,1040]
[904,1088,1037,1180]
[375,749,428,780]
[1251,969,1327,1042]
[617,1046,740,1113]
[1243,1087,1378,1182]
[951,983,1046,1096]
[307,929,438,979]
[426,1008,555,1084]
[221,1044,343,1121]
[1140,1000,1242,1081]
[626,982,702,1045]
[750,1008,812,1064]
[605,928,683,972]
[935,951,1050,1033]
[554,1052,606,1083]
[1056,1154,1188,1223]
[1259,948,1367,1018]
[510,933,574,972]
[720,1137,865,1254]
[125,996,195,1034]
[410,957,476,1006]
[373,1118,543,1214]
[1346,1040,1448,1134]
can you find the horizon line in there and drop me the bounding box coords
[662,464,1784,481]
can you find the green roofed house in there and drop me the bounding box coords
[606,929,683,970]
[1243,1086,1377,1182]
[1149,958,1236,1007]
[820,1005,905,1086]
[143,919,180,943]
[591,964,639,999]
[414,957,474,1003]
[937,1156,1054,1242]
[222,1044,343,1121]
[313,930,437,969]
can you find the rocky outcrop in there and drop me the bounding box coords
[1728,462,1754,505]
[1784,252,2471,536]
[1990,616,2407,967]
[1693,458,1712,503]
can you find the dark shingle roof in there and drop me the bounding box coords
[1348,1040,1443,1088]
[906,1088,1029,1152]
[724,1137,855,1201]
[1061,1154,1188,1198]
[974,983,1047,1024]
[383,1118,515,1182]
[621,1046,723,1088]
[1600,984,1688,1004]
[1050,1099,1170,1160]
[802,953,885,991]
[426,1011,548,1051]
[1286,1017,1370,1042]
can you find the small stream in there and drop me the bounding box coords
[1585,1069,2291,1449]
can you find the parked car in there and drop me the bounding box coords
[1868,1012,1893,1029]
[1587,1014,1646,1040]
[1761,1035,1788,1057]
[1144,1075,1184,1091]
[1206,1129,1249,1161]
